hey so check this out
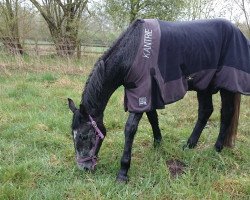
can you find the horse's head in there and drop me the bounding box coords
[68,98,105,171]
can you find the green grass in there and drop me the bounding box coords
[0,57,249,200]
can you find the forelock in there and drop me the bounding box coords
[71,111,83,130]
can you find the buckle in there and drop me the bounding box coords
[91,120,97,128]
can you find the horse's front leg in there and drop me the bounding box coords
[146,110,162,147]
[214,89,235,152]
[185,90,213,148]
[116,112,143,182]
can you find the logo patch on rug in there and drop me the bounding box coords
[139,97,147,106]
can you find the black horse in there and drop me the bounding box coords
[68,19,250,182]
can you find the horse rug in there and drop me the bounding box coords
[124,19,250,112]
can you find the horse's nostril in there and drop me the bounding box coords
[77,163,89,171]
[77,160,94,171]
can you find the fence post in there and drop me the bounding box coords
[77,40,81,59]
[35,39,38,56]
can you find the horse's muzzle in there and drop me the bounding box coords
[76,156,97,171]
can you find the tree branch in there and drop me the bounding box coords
[30,0,55,27]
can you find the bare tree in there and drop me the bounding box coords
[233,0,250,36]
[104,0,185,28]
[0,0,24,55]
[183,0,221,20]
[30,0,88,56]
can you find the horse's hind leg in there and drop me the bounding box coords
[186,90,213,148]
[146,110,162,147]
[214,89,235,152]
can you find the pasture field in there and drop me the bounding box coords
[0,56,250,200]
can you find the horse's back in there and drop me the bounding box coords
[158,18,249,73]
[157,18,250,95]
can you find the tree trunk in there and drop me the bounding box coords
[53,36,77,56]
[77,40,81,59]
[50,27,77,57]
[2,37,24,55]
[30,0,87,57]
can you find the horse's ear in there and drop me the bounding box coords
[68,98,77,113]
[79,104,88,118]
[100,60,105,68]
[99,60,105,73]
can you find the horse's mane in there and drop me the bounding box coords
[81,19,143,115]
[102,19,143,63]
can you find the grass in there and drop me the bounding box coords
[0,55,250,200]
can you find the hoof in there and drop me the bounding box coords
[184,139,197,149]
[153,139,162,148]
[116,174,129,183]
[215,143,223,152]
[182,144,188,150]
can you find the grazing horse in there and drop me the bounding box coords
[68,19,250,182]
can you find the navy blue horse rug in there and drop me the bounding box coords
[124,19,250,112]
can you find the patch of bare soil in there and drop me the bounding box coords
[166,159,186,178]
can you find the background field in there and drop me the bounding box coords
[0,56,249,200]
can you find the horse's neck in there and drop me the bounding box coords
[82,20,143,118]
[82,61,124,117]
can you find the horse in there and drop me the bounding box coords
[68,19,250,182]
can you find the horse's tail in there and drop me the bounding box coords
[224,93,241,147]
